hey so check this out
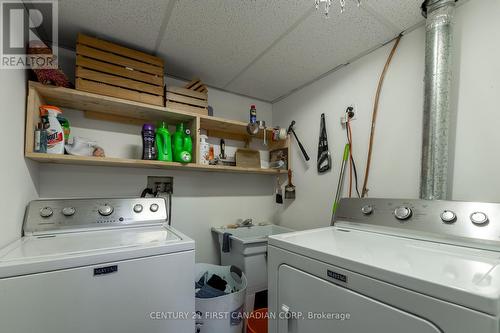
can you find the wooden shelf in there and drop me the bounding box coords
[25,81,290,175]
[29,81,197,123]
[25,153,287,175]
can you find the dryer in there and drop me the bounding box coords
[0,198,195,333]
[268,198,500,333]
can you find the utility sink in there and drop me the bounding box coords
[212,224,293,244]
[212,224,294,297]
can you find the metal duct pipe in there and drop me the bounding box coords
[420,0,456,200]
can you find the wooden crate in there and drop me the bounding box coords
[75,33,165,106]
[166,86,208,115]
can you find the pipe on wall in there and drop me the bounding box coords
[420,0,456,200]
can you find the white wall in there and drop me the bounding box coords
[450,0,500,201]
[40,51,275,264]
[0,48,39,246]
[272,0,500,230]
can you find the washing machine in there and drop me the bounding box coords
[268,198,500,333]
[0,198,195,333]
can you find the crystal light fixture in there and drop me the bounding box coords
[315,0,361,18]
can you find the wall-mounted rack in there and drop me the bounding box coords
[24,81,289,175]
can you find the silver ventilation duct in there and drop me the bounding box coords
[420,0,457,200]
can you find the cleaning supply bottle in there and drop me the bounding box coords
[183,128,193,163]
[40,105,65,154]
[142,124,156,160]
[172,123,184,162]
[57,115,71,142]
[156,122,172,162]
[250,104,257,123]
[199,134,209,165]
[172,123,192,163]
[34,122,47,153]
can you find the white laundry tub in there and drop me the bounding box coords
[212,225,293,297]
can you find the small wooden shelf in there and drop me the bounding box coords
[25,152,287,175]
[25,81,290,175]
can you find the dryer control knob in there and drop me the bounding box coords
[62,207,76,216]
[470,212,488,225]
[361,205,374,215]
[394,206,412,221]
[98,205,114,216]
[40,207,53,218]
[150,203,159,212]
[133,204,143,213]
[441,210,456,223]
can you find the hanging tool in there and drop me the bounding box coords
[275,176,283,204]
[317,113,331,173]
[331,144,350,225]
[257,120,267,146]
[287,120,310,161]
[285,169,296,200]
[219,138,227,160]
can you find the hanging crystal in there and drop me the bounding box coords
[315,0,360,18]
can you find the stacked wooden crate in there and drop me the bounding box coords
[75,33,165,106]
[166,78,208,115]
[184,78,208,93]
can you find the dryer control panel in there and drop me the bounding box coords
[23,198,167,236]
[335,198,500,251]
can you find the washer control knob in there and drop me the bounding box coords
[62,207,76,216]
[98,205,114,216]
[150,203,159,212]
[470,212,488,225]
[361,205,374,215]
[440,210,456,223]
[133,204,143,213]
[40,207,53,218]
[394,206,412,220]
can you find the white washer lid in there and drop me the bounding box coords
[269,226,500,316]
[0,225,194,278]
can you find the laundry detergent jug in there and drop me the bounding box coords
[156,122,172,162]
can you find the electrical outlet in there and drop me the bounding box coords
[340,106,356,126]
[147,176,173,194]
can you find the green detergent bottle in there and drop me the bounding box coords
[156,122,172,162]
[183,128,193,163]
[172,123,192,163]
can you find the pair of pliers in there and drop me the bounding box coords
[317,113,331,173]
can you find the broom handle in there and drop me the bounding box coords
[331,144,350,225]
[291,128,310,161]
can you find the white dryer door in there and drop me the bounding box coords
[278,265,441,333]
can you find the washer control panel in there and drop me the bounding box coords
[24,198,167,236]
[335,198,500,249]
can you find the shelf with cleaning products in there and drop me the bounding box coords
[24,81,289,175]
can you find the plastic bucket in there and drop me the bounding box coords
[247,308,268,333]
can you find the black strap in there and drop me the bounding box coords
[317,114,331,173]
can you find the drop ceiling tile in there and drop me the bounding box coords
[361,0,424,31]
[58,0,169,52]
[227,2,397,101]
[157,0,313,87]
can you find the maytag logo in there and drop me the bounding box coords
[327,269,348,283]
[94,265,118,276]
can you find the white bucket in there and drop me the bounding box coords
[195,264,247,333]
